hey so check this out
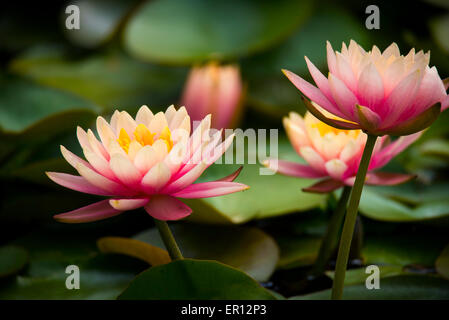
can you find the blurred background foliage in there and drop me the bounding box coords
[1,0,449,299]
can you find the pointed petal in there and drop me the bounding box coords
[60,145,91,169]
[109,198,149,211]
[357,63,384,109]
[216,166,243,182]
[324,159,348,180]
[163,161,208,194]
[109,153,142,186]
[263,159,326,178]
[141,162,171,193]
[136,105,154,126]
[46,172,112,196]
[328,73,359,120]
[173,181,249,198]
[302,178,344,193]
[356,104,381,133]
[282,69,344,117]
[300,96,361,130]
[54,200,122,223]
[381,103,441,136]
[144,195,192,221]
[366,172,416,186]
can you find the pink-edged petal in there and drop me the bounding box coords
[54,200,122,223]
[163,161,208,194]
[141,162,171,193]
[46,172,112,196]
[324,159,348,180]
[380,103,441,136]
[300,146,327,173]
[356,104,381,133]
[335,52,357,92]
[357,63,385,110]
[365,172,416,186]
[83,147,116,180]
[173,181,249,199]
[109,198,149,211]
[370,132,422,169]
[300,96,361,130]
[282,69,344,118]
[328,73,359,120]
[60,145,91,170]
[263,159,326,178]
[326,41,338,74]
[144,195,192,221]
[305,56,342,114]
[302,178,344,194]
[76,162,132,196]
[216,166,243,182]
[442,95,449,111]
[109,153,142,187]
[383,70,421,124]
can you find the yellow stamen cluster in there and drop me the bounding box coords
[117,124,173,153]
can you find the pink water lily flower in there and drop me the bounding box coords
[181,62,243,129]
[283,40,449,136]
[264,111,420,193]
[47,105,249,222]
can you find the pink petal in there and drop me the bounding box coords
[109,198,149,211]
[382,70,421,124]
[163,161,208,194]
[264,159,326,178]
[302,178,344,194]
[54,200,122,223]
[173,181,249,198]
[328,73,359,120]
[144,195,192,221]
[76,162,133,196]
[326,41,338,74]
[357,63,385,110]
[109,154,142,187]
[356,104,381,133]
[335,52,357,92]
[141,162,172,193]
[282,69,344,118]
[442,95,449,111]
[370,132,422,169]
[46,172,112,196]
[216,166,243,182]
[60,145,91,170]
[365,172,416,186]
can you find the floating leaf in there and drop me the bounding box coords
[276,235,322,269]
[10,47,187,110]
[123,0,313,64]
[359,187,449,222]
[292,275,449,300]
[134,224,279,281]
[0,246,29,278]
[436,244,449,280]
[325,265,405,286]
[119,259,276,300]
[97,236,170,267]
[64,0,140,48]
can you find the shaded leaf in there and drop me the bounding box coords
[119,259,276,300]
[0,246,29,278]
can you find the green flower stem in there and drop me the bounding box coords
[153,219,183,261]
[331,134,377,300]
[311,185,352,276]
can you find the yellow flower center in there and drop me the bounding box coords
[117,124,173,153]
[304,112,360,138]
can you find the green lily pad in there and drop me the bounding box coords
[363,235,446,267]
[291,275,449,300]
[0,246,29,278]
[0,76,100,135]
[10,47,187,110]
[134,224,279,281]
[325,265,405,286]
[123,0,313,64]
[0,254,146,300]
[119,259,276,299]
[436,244,449,280]
[64,0,140,48]
[359,187,449,222]
[276,235,322,269]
